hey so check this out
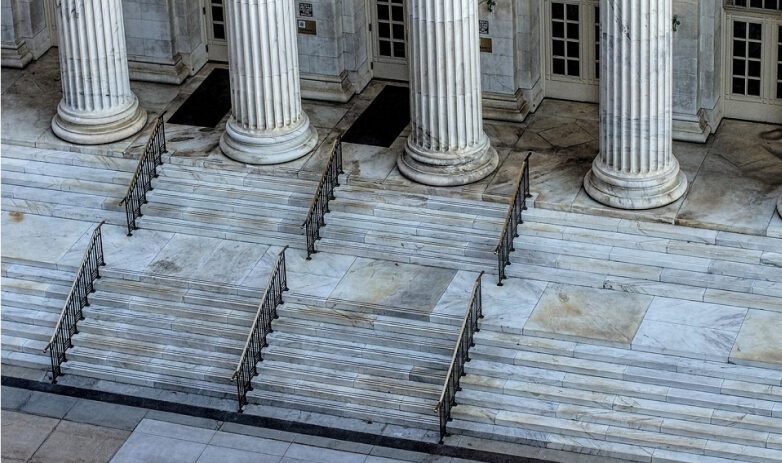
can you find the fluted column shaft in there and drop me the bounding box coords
[52,0,146,145]
[398,0,498,187]
[220,0,317,165]
[584,0,687,209]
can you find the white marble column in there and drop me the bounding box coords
[220,0,318,165]
[52,0,146,145]
[398,0,498,187]
[584,0,688,209]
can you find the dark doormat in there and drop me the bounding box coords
[342,85,410,147]
[168,68,232,128]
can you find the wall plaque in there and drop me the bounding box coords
[479,20,489,35]
[479,37,492,53]
[298,3,313,17]
[298,19,316,35]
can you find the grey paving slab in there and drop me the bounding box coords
[283,442,368,463]
[143,410,221,430]
[524,284,653,347]
[31,420,129,463]
[730,309,782,368]
[60,224,175,273]
[1,385,32,410]
[197,445,281,463]
[1,410,59,461]
[328,257,457,313]
[110,432,207,463]
[64,399,147,431]
[209,430,291,456]
[135,419,216,443]
[21,390,78,418]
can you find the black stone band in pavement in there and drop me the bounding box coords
[2,375,555,463]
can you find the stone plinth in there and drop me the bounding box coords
[584,0,687,209]
[219,0,318,165]
[52,0,146,145]
[398,0,498,187]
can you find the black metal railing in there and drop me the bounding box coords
[231,246,289,412]
[302,136,343,259]
[43,221,106,383]
[493,152,532,286]
[119,112,167,236]
[435,271,483,444]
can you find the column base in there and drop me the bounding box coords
[220,114,318,165]
[583,157,689,210]
[398,136,499,187]
[52,99,147,145]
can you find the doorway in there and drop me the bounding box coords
[203,0,229,62]
[370,0,409,81]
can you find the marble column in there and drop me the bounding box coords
[220,0,318,165]
[398,0,498,187]
[52,0,146,145]
[583,0,688,209]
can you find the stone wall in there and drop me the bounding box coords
[1,0,49,68]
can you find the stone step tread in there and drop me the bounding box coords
[67,345,235,383]
[0,277,72,297]
[89,294,256,325]
[153,177,315,203]
[245,388,439,430]
[1,305,61,325]
[270,317,454,354]
[324,214,499,244]
[250,375,437,415]
[1,158,132,185]
[471,345,782,401]
[337,184,509,214]
[462,372,778,418]
[81,304,250,338]
[266,330,451,367]
[2,184,122,211]
[73,332,239,368]
[136,215,304,243]
[1,199,127,226]
[141,201,305,231]
[146,189,309,217]
[0,292,64,312]
[60,360,235,398]
[97,269,262,299]
[76,319,244,353]
[317,239,491,269]
[457,387,782,436]
[277,303,459,339]
[321,224,495,253]
[330,197,504,229]
[263,345,448,382]
[1,351,51,371]
[258,359,443,397]
[478,330,782,386]
[0,145,138,171]
[157,164,318,190]
[1,335,49,355]
[2,263,77,284]
[2,320,53,340]
[1,170,128,197]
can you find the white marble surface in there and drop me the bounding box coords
[583,0,687,210]
[0,212,92,266]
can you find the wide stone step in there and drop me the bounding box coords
[1,198,127,227]
[477,330,782,386]
[2,320,52,342]
[146,188,309,219]
[2,263,76,285]
[73,332,238,371]
[1,171,128,198]
[262,346,446,385]
[266,331,451,372]
[245,388,439,430]
[270,318,454,357]
[1,306,60,327]
[0,144,139,172]
[257,360,442,400]
[0,277,72,299]
[277,303,458,341]
[157,164,318,194]
[1,335,49,356]
[60,360,235,399]
[249,374,436,416]
[2,351,51,371]
[334,186,508,218]
[76,319,243,355]
[66,345,234,383]
[153,178,313,208]
[136,215,301,249]
[1,158,132,186]
[2,184,124,212]
[324,213,498,245]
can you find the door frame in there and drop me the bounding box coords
[202,0,229,62]
[542,0,600,102]
[368,0,409,81]
[721,6,782,124]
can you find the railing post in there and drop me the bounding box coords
[302,136,342,260]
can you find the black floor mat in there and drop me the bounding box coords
[168,68,232,128]
[342,85,410,147]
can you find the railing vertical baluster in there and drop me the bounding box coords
[493,153,532,286]
[302,136,343,260]
[43,221,107,383]
[232,246,289,412]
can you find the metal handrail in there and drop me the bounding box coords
[119,112,167,236]
[493,152,532,286]
[231,246,289,412]
[434,271,483,444]
[43,221,107,383]
[302,136,343,259]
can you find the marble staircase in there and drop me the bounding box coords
[449,326,782,463]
